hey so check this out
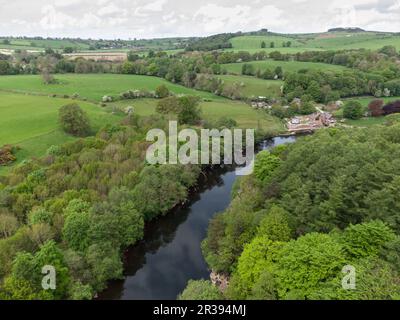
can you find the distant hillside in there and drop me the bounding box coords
[328,27,366,33]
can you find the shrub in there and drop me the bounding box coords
[343,101,364,120]
[59,103,91,137]
[179,280,222,300]
[155,85,170,98]
[0,145,17,166]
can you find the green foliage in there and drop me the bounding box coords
[230,236,283,298]
[155,84,170,98]
[179,280,222,300]
[86,243,123,292]
[257,206,291,242]
[275,233,346,299]
[202,176,265,273]
[343,101,364,120]
[177,96,202,125]
[63,210,91,252]
[253,151,281,183]
[310,257,400,300]
[0,276,52,300]
[0,213,19,238]
[248,271,277,300]
[28,207,53,225]
[59,103,91,137]
[272,127,400,234]
[70,281,93,300]
[340,221,396,259]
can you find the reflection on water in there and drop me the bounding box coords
[98,136,297,300]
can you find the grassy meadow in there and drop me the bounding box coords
[228,33,400,53]
[108,98,285,132]
[0,92,123,174]
[222,59,349,75]
[334,96,400,127]
[0,74,219,102]
[217,75,283,98]
[0,74,285,174]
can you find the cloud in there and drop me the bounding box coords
[0,0,399,39]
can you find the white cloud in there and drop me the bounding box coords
[0,0,399,39]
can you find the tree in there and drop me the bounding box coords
[249,271,278,300]
[70,281,93,300]
[261,41,266,49]
[0,60,11,75]
[37,55,57,84]
[177,96,202,125]
[59,103,91,137]
[28,208,52,225]
[63,47,74,54]
[340,221,396,259]
[270,42,275,48]
[156,96,180,115]
[343,101,364,120]
[300,101,316,115]
[179,280,222,300]
[257,206,292,242]
[253,151,281,183]
[127,51,140,62]
[34,240,71,299]
[274,66,283,79]
[0,213,19,238]
[368,99,384,117]
[229,236,282,298]
[155,84,170,98]
[62,211,91,252]
[276,233,346,299]
[86,243,123,291]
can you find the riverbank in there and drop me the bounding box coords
[98,136,297,300]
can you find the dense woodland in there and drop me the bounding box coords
[181,126,400,300]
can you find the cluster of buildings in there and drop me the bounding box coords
[287,112,336,133]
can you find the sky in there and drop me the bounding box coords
[0,0,400,39]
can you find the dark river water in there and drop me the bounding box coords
[98,136,297,300]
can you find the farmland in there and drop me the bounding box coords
[222,59,349,75]
[228,32,400,53]
[107,98,285,132]
[217,75,283,98]
[0,92,122,173]
[0,73,285,172]
[0,74,219,102]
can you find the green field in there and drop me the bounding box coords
[222,59,348,75]
[230,35,303,49]
[217,75,283,98]
[108,98,285,132]
[303,33,400,51]
[0,92,122,174]
[334,96,400,127]
[0,38,91,51]
[228,32,400,53]
[0,74,219,102]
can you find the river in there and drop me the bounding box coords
[98,136,297,300]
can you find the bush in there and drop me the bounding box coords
[343,101,364,120]
[59,103,91,137]
[0,145,17,166]
[179,280,222,300]
[155,85,170,99]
